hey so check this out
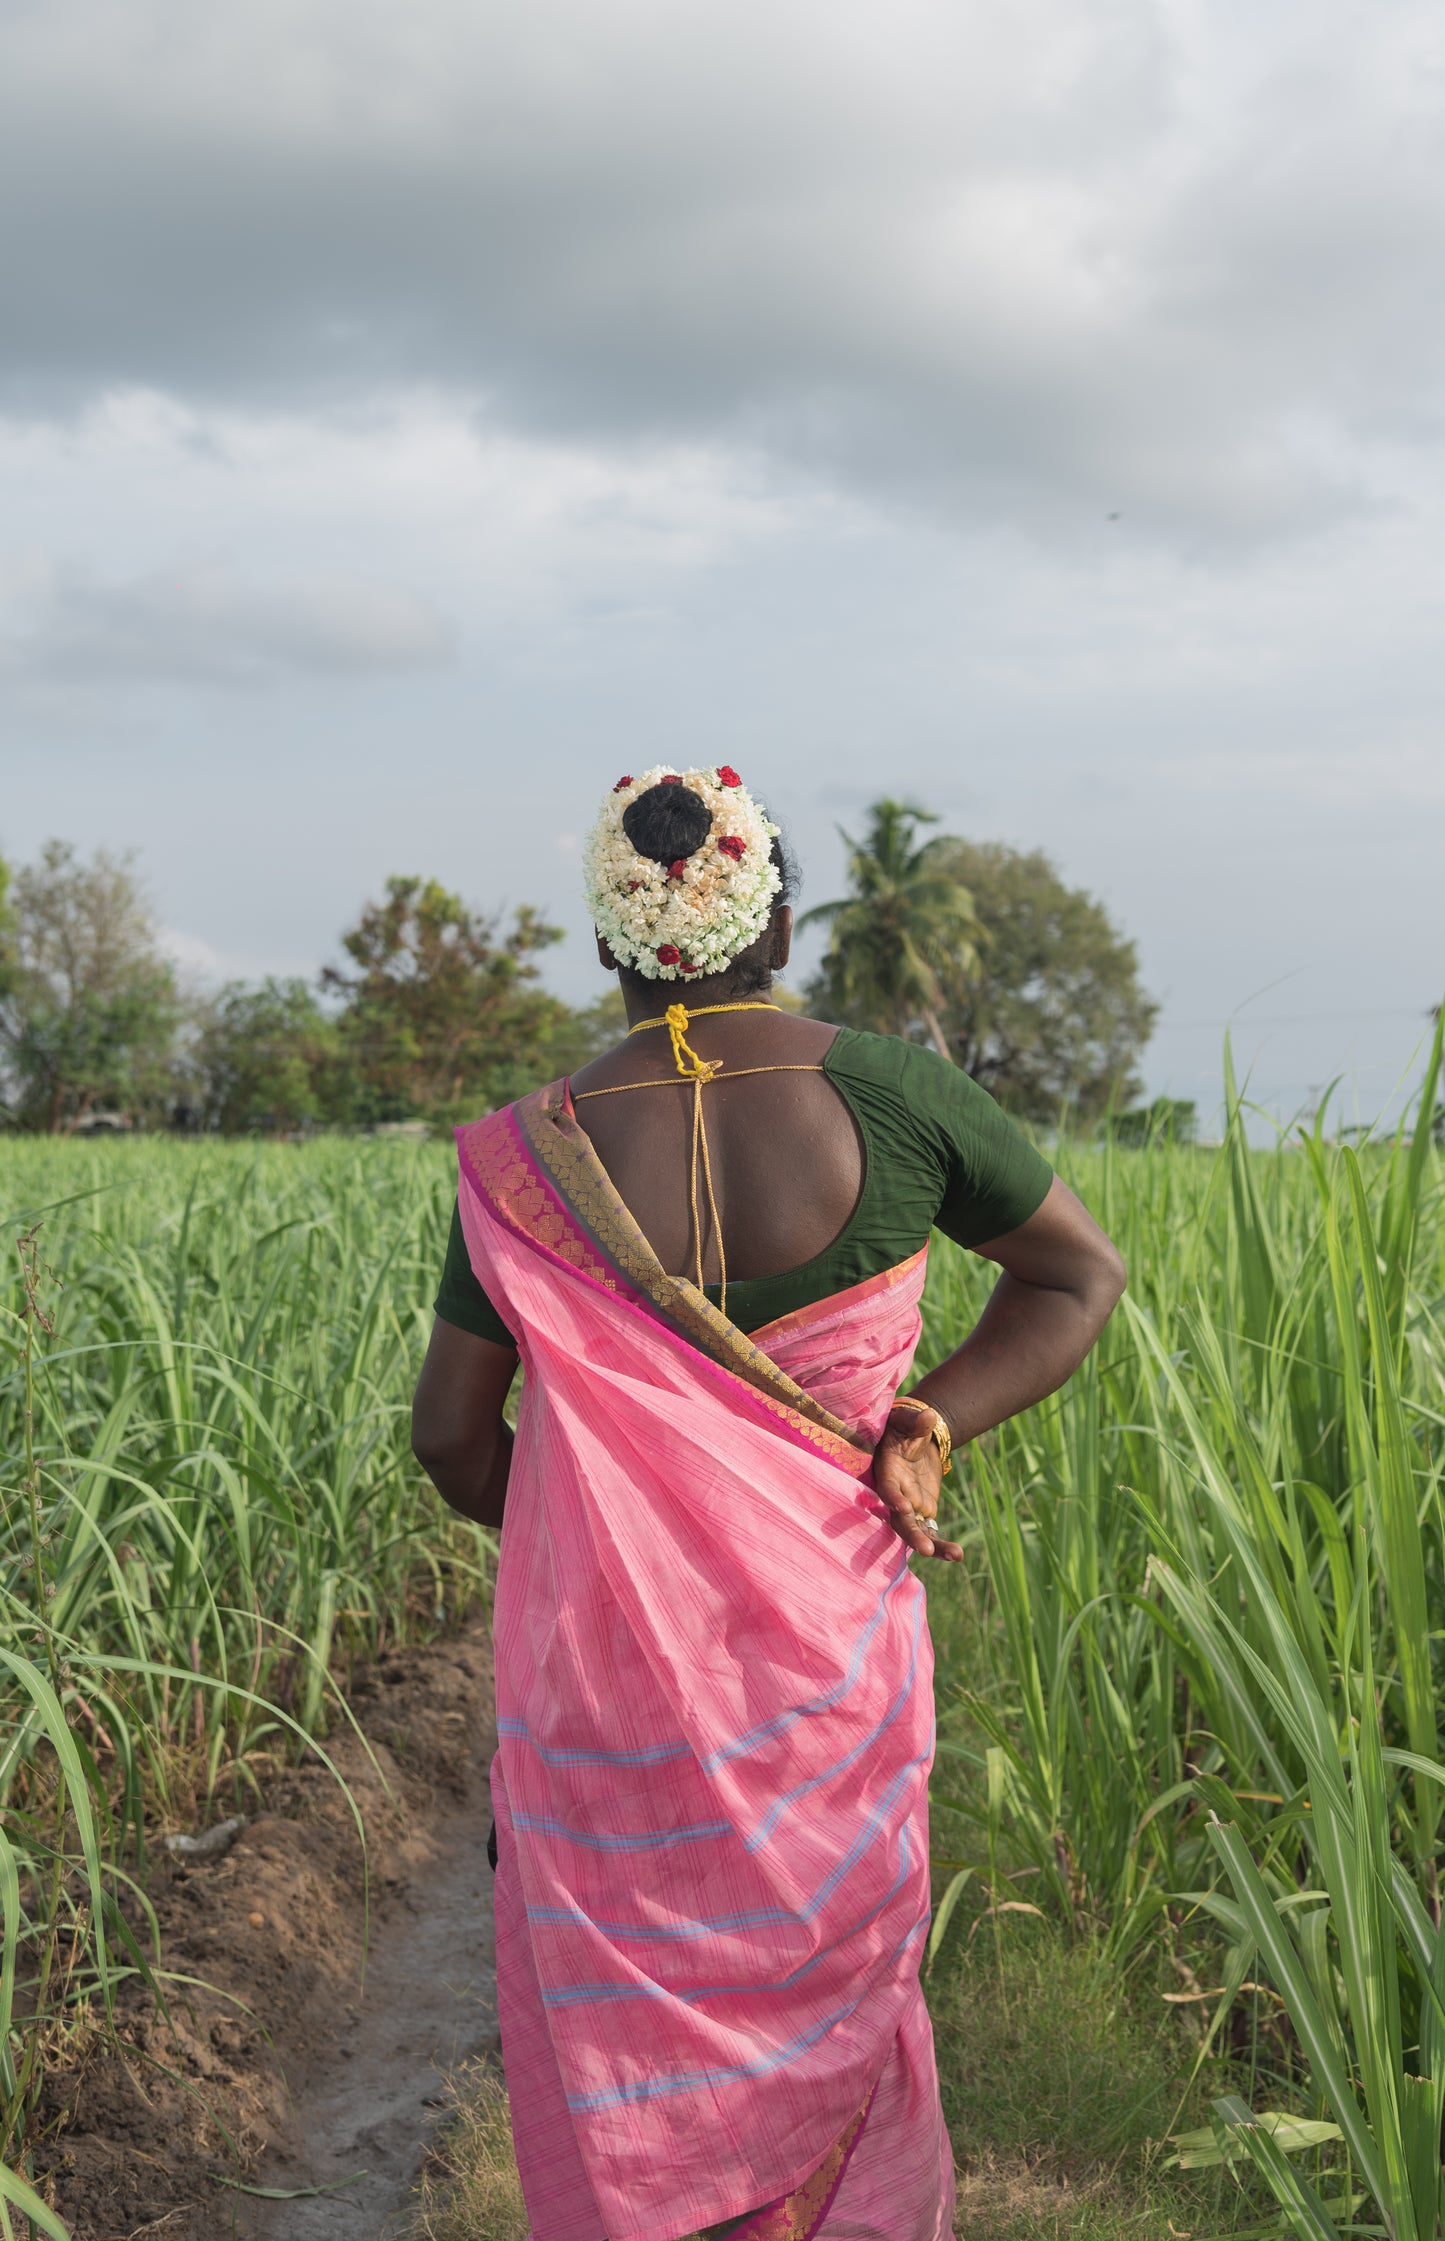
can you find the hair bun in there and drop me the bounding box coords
[585,764,784,983]
[622,782,713,865]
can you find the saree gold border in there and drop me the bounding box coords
[457,1112,629,1302]
[514,1082,871,1471]
[681,2093,873,2241]
[748,1245,928,1352]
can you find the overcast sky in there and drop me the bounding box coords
[1,0,1441,1130]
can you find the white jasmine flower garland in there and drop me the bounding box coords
[584,765,782,982]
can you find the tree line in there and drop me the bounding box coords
[0,803,1163,1136]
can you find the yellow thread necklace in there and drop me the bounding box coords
[573,1000,824,1318]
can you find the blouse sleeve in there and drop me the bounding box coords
[902,1045,1054,1249]
[433,1197,518,1348]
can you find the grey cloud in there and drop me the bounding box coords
[2,566,453,684]
[1,0,1442,541]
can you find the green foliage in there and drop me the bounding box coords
[919,1019,1445,2240]
[0,839,614,1140]
[0,842,183,1134]
[4,1018,1443,2237]
[801,800,983,1057]
[533,987,629,1077]
[931,1922,1274,2238]
[0,1139,492,2203]
[193,976,353,1134]
[1109,1097,1197,1147]
[324,876,566,1125]
[0,856,15,1003]
[932,840,1158,1123]
[802,805,1156,1112]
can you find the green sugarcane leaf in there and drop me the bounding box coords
[925,1868,974,1977]
[1168,2112,1343,2169]
[1397,2072,1443,2241]
[0,2156,72,2240]
[0,1651,112,2012]
[1210,2096,1342,2241]
[1344,1153,1435,1781]
[0,1821,19,2092]
[1208,1819,1386,2208]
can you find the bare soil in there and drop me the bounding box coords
[40,1618,498,2241]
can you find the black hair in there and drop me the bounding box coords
[622,782,713,864]
[725,821,797,993]
[769,821,800,908]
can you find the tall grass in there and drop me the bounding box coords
[0,1138,491,2228]
[3,1030,1443,2240]
[922,1026,1445,2237]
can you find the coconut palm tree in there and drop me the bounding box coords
[799,800,982,1061]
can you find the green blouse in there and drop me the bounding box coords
[433,1028,1053,1345]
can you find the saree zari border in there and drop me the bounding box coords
[748,1245,927,1352]
[458,1100,628,1302]
[457,1083,873,1474]
[684,2088,874,2240]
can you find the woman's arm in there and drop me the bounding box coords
[411,1319,521,1528]
[914,1174,1127,1442]
[873,1176,1127,1560]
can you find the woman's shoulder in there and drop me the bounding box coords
[824,1032,1034,1155]
[457,1079,567,1138]
[825,1032,1052,1236]
[824,1026,981,1098]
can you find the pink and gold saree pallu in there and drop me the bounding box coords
[457,1082,957,2241]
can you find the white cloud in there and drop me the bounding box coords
[157,924,323,986]
[0,0,1440,541]
[0,0,1441,1128]
[0,389,810,690]
[2,563,451,685]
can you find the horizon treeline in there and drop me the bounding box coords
[0,803,1165,1137]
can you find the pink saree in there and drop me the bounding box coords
[456,1081,956,2241]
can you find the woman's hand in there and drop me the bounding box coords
[872,1400,964,1562]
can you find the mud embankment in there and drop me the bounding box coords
[44,1620,498,2241]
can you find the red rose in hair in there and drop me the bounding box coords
[659,773,683,785]
[656,944,681,966]
[612,775,633,792]
[668,857,688,879]
[717,834,746,861]
[678,958,700,973]
[627,880,642,891]
[717,765,742,787]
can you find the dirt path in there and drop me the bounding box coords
[45,1620,499,2241]
[239,1763,497,2240]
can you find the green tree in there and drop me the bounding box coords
[0,842,182,1132]
[931,839,1158,1124]
[325,877,566,1123]
[1109,1097,1196,1148]
[0,855,15,1000]
[801,801,983,1058]
[195,978,352,1135]
[538,987,629,1076]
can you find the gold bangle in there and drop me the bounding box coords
[892,1395,953,1477]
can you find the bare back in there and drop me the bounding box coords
[569,1008,864,1285]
